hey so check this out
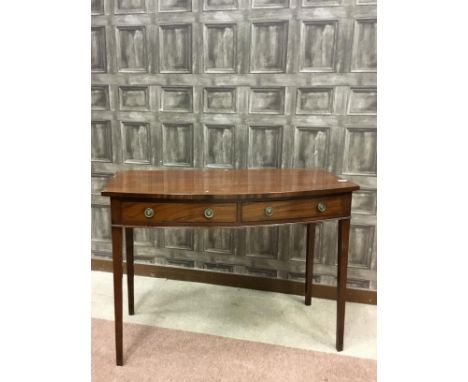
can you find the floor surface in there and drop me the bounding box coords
[92,317,376,382]
[91,271,376,360]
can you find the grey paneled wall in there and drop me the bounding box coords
[91,0,377,291]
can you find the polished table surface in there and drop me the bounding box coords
[102,168,359,200]
[102,168,359,365]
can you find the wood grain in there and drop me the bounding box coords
[241,194,350,223]
[120,201,237,225]
[102,168,359,200]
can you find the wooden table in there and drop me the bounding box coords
[102,168,359,366]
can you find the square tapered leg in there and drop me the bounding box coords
[112,226,123,366]
[125,227,134,315]
[336,218,350,351]
[305,223,316,306]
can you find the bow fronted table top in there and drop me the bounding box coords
[102,168,359,200]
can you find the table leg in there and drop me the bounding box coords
[125,228,135,315]
[305,223,316,306]
[112,226,124,366]
[336,218,351,352]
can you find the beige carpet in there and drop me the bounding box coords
[92,318,376,382]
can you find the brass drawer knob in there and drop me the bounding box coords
[144,207,154,218]
[264,206,274,217]
[316,202,327,213]
[204,208,215,219]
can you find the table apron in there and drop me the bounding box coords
[110,215,351,229]
[111,194,352,227]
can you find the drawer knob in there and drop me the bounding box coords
[316,202,327,213]
[144,208,155,218]
[264,206,274,217]
[204,208,215,219]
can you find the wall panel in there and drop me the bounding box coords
[116,26,147,72]
[159,25,192,73]
[92,0,377,291]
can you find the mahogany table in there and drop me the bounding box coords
[102,168,359,366]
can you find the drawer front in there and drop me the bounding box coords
[241,195,350,223]
[121,202,237,225]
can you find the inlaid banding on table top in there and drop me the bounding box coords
[101,168,359,200]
